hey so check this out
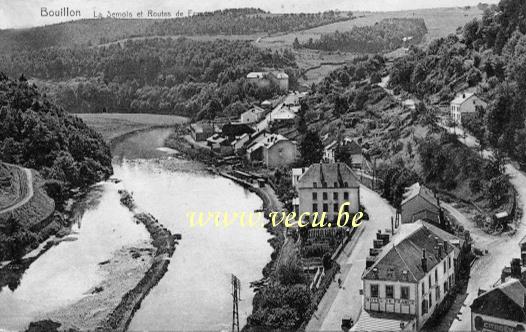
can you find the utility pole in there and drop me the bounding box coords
[232,274,241,332]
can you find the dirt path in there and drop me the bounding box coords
[0,164,33,215]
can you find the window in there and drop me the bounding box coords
[312,204,318,212]
[444,281,448,293]
[435,269,438,282]
[429,275,432,287]
[344,192,349,200]
[334,204,339,213]
[448,256,452,269]
[313,182,317,188]
[322,182,327,188]
[333,192,338,200]
[401,286,409,300]
[370,284,379,297]
[422,300,428,314]
[334,182,338,188]
[386,285,394,299]
[323,192,328,200]
[422,281,425,296]
[312,192,317,200]
[436,285,441,301]
[323,203,328,212]
[429,293,432,308]
[444,260,447,272]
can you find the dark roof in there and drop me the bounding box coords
[471,279,526,322]
[345,139,362,155]
[401,183,439,208]
[297,163,360,189]
[222,123,255,138]
[363,223,455,283]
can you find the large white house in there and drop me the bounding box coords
[450,92,487,125]
[358,221,458,331]
[296,163,360,222]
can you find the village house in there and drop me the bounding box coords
[470,279,526,332]
[206,134,233,156]
[450,92,487,125]
[323,138,363,168]
[269,105,296,127]
[357,221,457,331]
[230,133,250,153]
[246,70,289,92]
[401,183,443,227]
[246,132,297,168]
[295,163,360,222]
[240,106,266,124]
[190,122,215,142]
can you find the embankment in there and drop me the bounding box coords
[99,212,177,332]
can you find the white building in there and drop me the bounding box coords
[359,221,457,331]
[240,106,266,124]
[450,92,487,125]
[296,163,360,222]
[246,71,289,92]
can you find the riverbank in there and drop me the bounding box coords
[27,190,177,332]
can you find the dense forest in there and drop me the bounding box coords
[0,74,112,200]
[0,38,298,118]
[388,0,526,167]
[0,8,350,52]
[299,18,427,53]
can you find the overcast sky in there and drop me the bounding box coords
[0,0,499,29]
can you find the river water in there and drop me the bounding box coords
[0,128,272,331]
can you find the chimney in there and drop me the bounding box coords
[437,243,443,259]
[422,249,428,273]
[511,258,522,279]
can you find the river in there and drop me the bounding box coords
[0,128,272,331]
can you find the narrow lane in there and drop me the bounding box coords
[0,165,33,215]
[306,184,396,331]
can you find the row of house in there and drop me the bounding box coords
[247,70,289,92]
[189,120,299,168]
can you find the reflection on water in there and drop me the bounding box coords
[0,127,272,331]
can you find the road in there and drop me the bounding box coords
[437,121,526,331]
[306,184,396,331]
[0,164,33,215]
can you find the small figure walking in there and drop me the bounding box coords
[338,278,342,288]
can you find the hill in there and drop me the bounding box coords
[388,0,526,166]
[0,74,113,197]
[0,9,350,53]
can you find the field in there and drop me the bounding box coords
[254,6,484,86]
[76,113,189,142]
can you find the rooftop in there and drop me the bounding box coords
[247,72,266,79]
[363,221,455,283]
[471,279,526,323]
[451,92,482,105]
[401,183,439,207]
[351,310,415,332]
[246,133,292,153]
[297,163,360,189]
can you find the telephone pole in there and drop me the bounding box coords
[232,274,241,332]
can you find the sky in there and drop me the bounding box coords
[0,0,499,29]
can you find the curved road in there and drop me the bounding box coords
[0,165,33,215]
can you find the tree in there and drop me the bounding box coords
[300,130,323,165]
[292,37,301,49]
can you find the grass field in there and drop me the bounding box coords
[76,113,189,141]
[254,6,483,86]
